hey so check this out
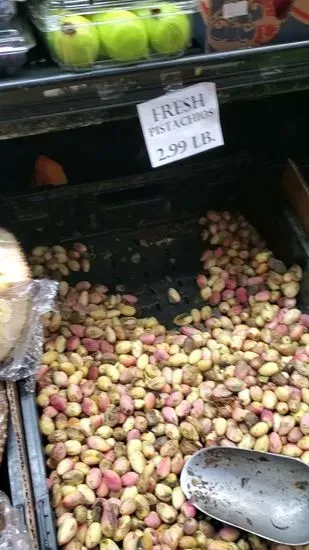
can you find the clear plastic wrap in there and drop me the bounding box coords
[0,279,58,381]
[0,491,30,550]
[29,0,194,71]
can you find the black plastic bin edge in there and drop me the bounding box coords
[18,381,57,550]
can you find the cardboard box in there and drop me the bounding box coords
[276,0,309,43]
[201,0,309,52]
[292,0,309,26]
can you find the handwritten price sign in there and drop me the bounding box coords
[137,83,224,168]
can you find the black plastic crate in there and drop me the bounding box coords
[4,153,309,550]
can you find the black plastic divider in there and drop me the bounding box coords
[7,422,26,520]
[6,381,41,549]
[6,154,309,550]
[18,381,57,550]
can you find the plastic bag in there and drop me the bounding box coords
[0,491,30,550]
[0,279,57,381]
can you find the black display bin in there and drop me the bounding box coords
[1,87,309,549]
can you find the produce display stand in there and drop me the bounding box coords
[1,38,309,549]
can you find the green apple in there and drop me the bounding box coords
[135,2,191,55]
[91,10,149,62]
[48,14,100,67]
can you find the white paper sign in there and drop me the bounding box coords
[223,1,248,18]
[137,83,224,168]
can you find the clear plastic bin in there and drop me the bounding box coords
[0,0,16,28]
[29,0,195,71]
[0,0,28,30]
[0,18,35,75]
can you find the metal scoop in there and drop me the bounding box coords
[180,446,309,545]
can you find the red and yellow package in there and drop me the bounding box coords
[200,0,296,51]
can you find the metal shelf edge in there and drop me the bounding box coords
[0,42,309,137]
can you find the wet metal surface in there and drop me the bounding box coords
[180,447,309,545]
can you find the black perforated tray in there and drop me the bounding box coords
[4,153,309,550]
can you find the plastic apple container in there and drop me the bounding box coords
[0,17,35,75]
[29,0,195,70]
[0,0,28,29]
[0,0,15,27]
